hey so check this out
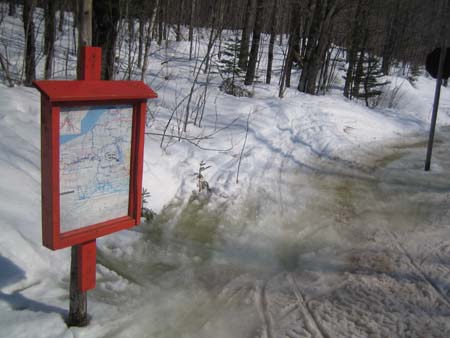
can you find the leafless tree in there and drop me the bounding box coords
[44,0,56,79]
[22,0,36,86]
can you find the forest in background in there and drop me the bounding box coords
[1,0,449,106]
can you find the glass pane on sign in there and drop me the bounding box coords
[59,105,133,233]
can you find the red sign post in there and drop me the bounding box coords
[34,47,156,323]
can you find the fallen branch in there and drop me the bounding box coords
[236,109,252,183]
[146,131,212,141]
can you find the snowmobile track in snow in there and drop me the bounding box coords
[255,280,274,338]
[287,273,327,338]
[386,229,450,311]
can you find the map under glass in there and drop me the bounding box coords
[59,105,133,233]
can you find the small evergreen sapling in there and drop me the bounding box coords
[217,34,244,83]
[217,34,252,97]
[196,161,211,193]
[141,188,155,222]
[353,53,390,107]
[407,64,420,87]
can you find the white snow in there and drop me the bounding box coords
[2,7,450,338]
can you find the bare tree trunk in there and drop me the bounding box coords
[22,0,36,86]
[278,38,290,98]
[0,52,14,87]
[77,0,92,47]
[77,0,92,79]
[127,16,135,80]
[44,0,56,79]
[189,0,196,59]
[176,0,183,42]
[381,1,401,75]
[163,0,168,41]
[298,0,340,94]
[93,0,120,80]
[363,53,373,107]
[344,49,356,98]
[216,0,226,59]
[58,0,65,32]
[285,36,295,88]
[344,0,366,98]
[141,0,159,81]
[184,31,219,132]
[204,2,218,74]
[239,0,255,72]
[317,45,332,94]
[266,0,278,84]
[72,0,78,55]
[137,17,144,68]
[157,3,163,45]
[8,0,16,16]
[285,2,301,88]
[352,48,365,98]
[326,47,342,90]
[266,33,276,85]
[244,0,264,86]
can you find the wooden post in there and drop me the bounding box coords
[67,1,92,326]
[67,239,97,325]
[67,46,101,327]
[67,245,88,326]
[76,0,92,79]
[68,1,94,326]
[67,2,99,324]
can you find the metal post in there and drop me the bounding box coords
[425,45,447,171]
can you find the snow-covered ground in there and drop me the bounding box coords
[2,7,450,338]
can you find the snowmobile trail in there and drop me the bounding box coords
[287,273,327,338]
[254,279,274,338]
[90,130,450,338]
[386,229,450,311]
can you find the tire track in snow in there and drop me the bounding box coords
[385,229,450,311]
[421,242,450,298]
[287,273,328,338]
[432,241,450,280]
[255,280,274,338]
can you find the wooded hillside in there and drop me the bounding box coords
[1,0,449,101]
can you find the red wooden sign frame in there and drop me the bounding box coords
[34,47,157,294]
[34,56,157,252]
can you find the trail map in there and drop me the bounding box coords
[59,105,133,233]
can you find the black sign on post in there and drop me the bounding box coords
[426,47,450,79]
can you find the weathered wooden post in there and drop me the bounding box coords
[68,0,94,325]
[68,44,101,326]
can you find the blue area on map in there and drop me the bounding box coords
[60,105,132,201]
[115,142,124,164]
[60,105,128,145]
